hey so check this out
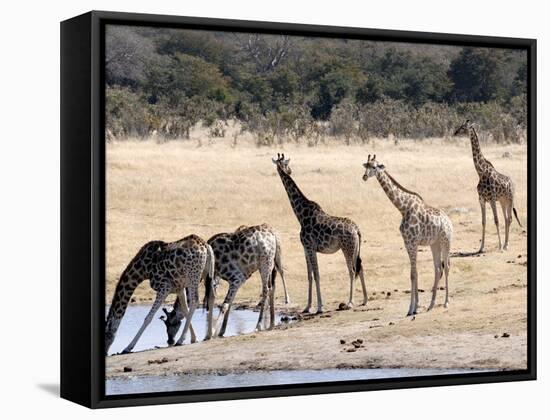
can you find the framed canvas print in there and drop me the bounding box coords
[60,11,536,408]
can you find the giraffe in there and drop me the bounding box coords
[454,120,522,252]
[105,234,215,355]
[272,153,367,314]
[161,224,290,343]
[362,155,453,316]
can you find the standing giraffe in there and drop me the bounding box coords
[105,234,215,355]
[162,224,290,343]
[272,153,367,314]
[362,155,453,316]
[454,120,522,252]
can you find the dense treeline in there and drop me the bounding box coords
[105,26,527,144]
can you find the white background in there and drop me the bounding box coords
[0,0,547,417]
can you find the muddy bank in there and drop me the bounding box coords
[107,284,527,379]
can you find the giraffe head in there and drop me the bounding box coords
[453,119,473,136]
[272,153,292,175]
[160,307,182,346]
[362,154,385,181]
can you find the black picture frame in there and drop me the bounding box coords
[60,10,537,409]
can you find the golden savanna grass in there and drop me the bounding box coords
[106,134,528,375]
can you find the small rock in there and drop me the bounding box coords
[338,302,348,311]
[123,366,132,373]
[372,292,377,295]
[438,287,445,291]
[494,335,499,339]
[502,332,510,338]
[418,289,425,293]
[356,338,364,344]
[386,292,391,298]
[280,316,289,322]
[340,339,346,345]
[394,289,398,292]
[130,298,136,303]
[346,348,357,353]
[389,322,395,326]
[517,254,522,258]
[502,151,512,158]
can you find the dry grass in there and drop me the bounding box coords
[106,136,527,372]
[107,137,527,306]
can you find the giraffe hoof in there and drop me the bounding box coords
[444,302,449,309]
[316,309,324,315]
[121,349,132,355]
[302,308,311,314]
[345,302,354,309]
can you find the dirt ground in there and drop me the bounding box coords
[105,134,528,378]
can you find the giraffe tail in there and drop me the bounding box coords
[275,234,290,304]
[355,231,363,278]
[513,207,522,227]
[203,245,216,311]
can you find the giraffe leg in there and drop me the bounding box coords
[255,260,273,331]
[214,280,240,337]
[490,200,502,250]
[310,252,324,314]
[343,247,357,309]
[406,244,419,316]
[442,241,451,308]
[122,288,169,354]
[501,200,512,250]
[428,243,442,311]
[302,248,314,313]
[358,262,368,306]
[204,282,216,341]
[177,289,197,343]
[175,286,198,346]
[479,197,486,253]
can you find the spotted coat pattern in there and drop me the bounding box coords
[363,155,453,316]
[105,234,215,355]
[163,224,290,341]
[273,153,367,314]
[454,120,522,251]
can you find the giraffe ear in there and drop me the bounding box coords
[285,158,290,164]
[378,164,385,170]
[272,158,278,164]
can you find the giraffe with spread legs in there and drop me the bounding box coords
[161,224,290,343]
[105,234,215,355]
[272,153,367,314]
[362,155,453,316]
[454,120,522,252]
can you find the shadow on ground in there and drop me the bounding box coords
[37,383,59,397]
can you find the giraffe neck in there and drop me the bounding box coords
[173,296,185,320]
[376,170,422,215]
[468,127,489,176]
[105,268,144,351]
[277,167,315,222]
[105,241,163,352]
